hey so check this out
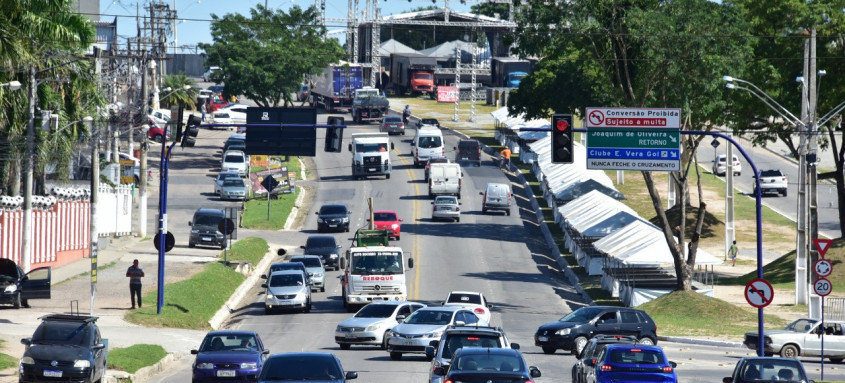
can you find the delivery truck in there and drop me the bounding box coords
[310,63,364,112]
[390,53,437,96]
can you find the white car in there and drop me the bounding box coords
[442,291,493,324]
[203,66,220,82]
[335,301,427,350]
[713,154,741,176]
[385,306,487,361]
[221,150,248,177]
[754,169,788,197]
[212,112,233,128]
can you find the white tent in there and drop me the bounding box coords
[379,39,416,57]
[566,204,638,275]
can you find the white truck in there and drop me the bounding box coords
[340,243,414,312]
[348,133,393,180]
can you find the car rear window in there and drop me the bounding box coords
[607,348,665,365]
[760,170,783,177]
[291,257,322,268]
[443,334,502,359]
[447,293,482,305]
[459,141,478,149]
[453,353,523,372]
[320,205,347,215]
[435,197,458,204]
[373,212,397,221]
[384,116,402,123]
[224,154,244,163]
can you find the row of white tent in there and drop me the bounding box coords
[492,108,723,306]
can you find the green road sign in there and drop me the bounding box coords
[587,128,680,149]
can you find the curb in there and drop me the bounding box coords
[106,352,188,383]
[658,336,744,348]
[208,248,280,330]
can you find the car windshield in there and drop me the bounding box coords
[292,257,322,268]
[414,73,433,80]
[356,143,389,152]
[32,322,90,346]
[404,310,454,325]
[607,348,665,365]
[560,307,603,323]
[350,252,403,275]
[453,353,523,372]
[442,334,502,359]
[447,293,482,305]
[194,213,223,226]
[355,303,400,318]
[739,359,804,382]
[222,179,245,187]
[418,136,442,149]
[260,355,342,381]
[224,154,244,163]
[785,318,817,332]
[269,273,304,287]
[384,116,402,123]
[200,334,258,352]
[320,205,347,215]
[306,237,336,248]
[373,212,397,221]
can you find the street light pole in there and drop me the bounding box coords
[21,67,37,273]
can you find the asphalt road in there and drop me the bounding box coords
[143,111,845,382]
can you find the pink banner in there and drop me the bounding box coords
[437,86,459,103]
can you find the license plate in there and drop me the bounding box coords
[435,181,442,185]
[44,370,62,378]
[368,168,376,172]
[372,297,385,301]
[217,370,236,377]
[329,224,338,227]
[278,300,292,305]
[202,236,212,241]
[461,157,468,160]
[402,339,417,345]
[538,336,549,342]
[346,333,358,339]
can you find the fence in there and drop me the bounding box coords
[96,184,133,237]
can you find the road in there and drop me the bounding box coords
[140,110,845,383]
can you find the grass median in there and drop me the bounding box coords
[125,237,269,329]
[107,344,167,374]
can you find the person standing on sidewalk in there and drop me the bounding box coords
[126,259,145,309]
[730,241,738,267]
[499,147,512,170]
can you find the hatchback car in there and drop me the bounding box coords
[585,344,676,383]
[262,270,311,314]
[0,258,51,308]
[442,291,493,324]
[723,356,811,383]
[535,306,658,355]
[289,255,326,292]
[263,262,312,286]
[257,352,357,383]
[191,330,268,383]
[316,204,350,233]
[218,178,249,201]
[212,111,233,127]
[214,170,241,195]
[335,301,426,350]
[713,154,742,176]
[386,306,486,360]
[426,325,518,383]
[221,150,248,177]
[301,235,342,270]
[432,347,540,383]
[432,196,461,222]
[368,210,403,240]
[754,169,788,197]
[424,156,450,181]
[19,314,107,383]
[573,335,639,383]
[380,115,405,135]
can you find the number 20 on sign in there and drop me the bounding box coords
[815,278,833,297]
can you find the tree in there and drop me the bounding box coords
[200,5,345,108]
[509,0,754,290]
[161,74,198,110]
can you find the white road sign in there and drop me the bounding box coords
[815,278,833,297]
[745,278,774,308]
[585,108,682,128]
[815,259,833,278]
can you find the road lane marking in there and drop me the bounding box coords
[393,142,421,300]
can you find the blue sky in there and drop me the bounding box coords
[99,0,476,53]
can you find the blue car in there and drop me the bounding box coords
[585,344,677,383]
[192,331,269,383]
[258,352,357,382]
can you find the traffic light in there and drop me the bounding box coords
[181,114,201,148]
[551,114,574,164]
[325,116,344,153]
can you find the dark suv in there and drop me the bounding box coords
[0,258,51,309]
[426,325,519,383]
[20,314,107,383]
[301,235,342,270]
[534,306,657,355]
[572,335,638,383]
[316,204,350,233]
[455,139,482,167]
[188,208,227,249]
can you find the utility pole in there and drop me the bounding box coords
[796,37,810,306]
[807,28,822,318]
[138,53,150,238]
[90,48,103,316]
[21,67,37,273]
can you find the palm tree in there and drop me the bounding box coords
[161,74,199,110]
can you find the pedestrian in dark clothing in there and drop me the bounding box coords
[126,259,145,309]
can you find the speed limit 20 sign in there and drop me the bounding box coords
[815,278,833,297]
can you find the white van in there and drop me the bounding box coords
[428,163,462,198]
[480,183,512,216]
[412,126,445,167]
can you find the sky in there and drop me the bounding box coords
[98,0,477,53]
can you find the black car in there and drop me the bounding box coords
[0,258,51,308]
[188,208,227,249]
[257,352,356,382]
[301,235,342,270]
[534,306,658,355]
[223,134,246,153]
[19,314,107,383]
[426,325,519,383]
[572,335,639,383]
[454,139,482,167]
[432,347,540,383]
[316,204,350,233]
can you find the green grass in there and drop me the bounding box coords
[241,189,300,230]
[0,339,17,370]
[125,238,269,329]
[107,344,167,373]
[638,290,788,337]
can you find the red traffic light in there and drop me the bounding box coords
[556,120,569,131]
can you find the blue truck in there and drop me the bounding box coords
[309,63,364,112]
[490,57,533,88]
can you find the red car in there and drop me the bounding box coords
[146,117,171,143]
[368,210,403,240]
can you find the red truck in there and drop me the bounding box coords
[389,53,437,96]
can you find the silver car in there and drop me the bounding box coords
[744,318,845,361]
[385,306,487,361]
[431,196,461,222]
[262,270,311,314]
[214,170,240,195]
[335,301,427,350]
[218,178,249,201]
[289,255,326,293]
[380,115,405,135]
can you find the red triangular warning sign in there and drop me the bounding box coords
[814,238,834,258]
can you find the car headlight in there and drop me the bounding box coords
[341,217,349,222]
[330,253,338,258]
[313,273,324,278]
[196,362,215,369]
[366,324,380,332]
[336,326,344,332]
[391,224,399,229]
[424,331,443,338]
[317,218,324,223]
[296,292,306,299]
[191,229,199,234]
[386,330,396,337]
[4,285,17,293]
[240,362,258,369]
[20,357,34,365]
[74,360,91,368]
[555,328,571,336]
